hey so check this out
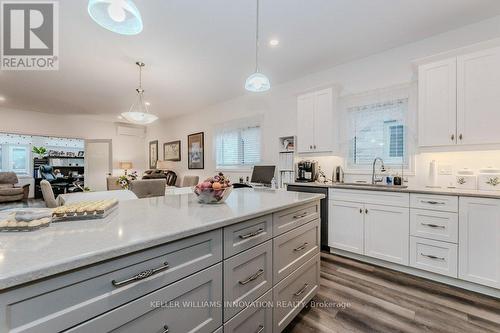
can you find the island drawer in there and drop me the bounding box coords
[224,240,273,321]
[410,193,458,212]
[273,219,320,283]
[65,263,223,333]
[410,237,458,278]
[410,209,458,243]
[1,230,222,333]
[273,253,320,333]
[273,202,319,236]
[224,289,272,333]
[224,214,273,258]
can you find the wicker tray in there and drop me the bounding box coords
[52,201,118,222]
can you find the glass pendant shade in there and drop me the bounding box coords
[88,0,143,35]
[245,72,270,92]
[121,92,158,125]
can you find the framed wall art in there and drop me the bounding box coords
[187,132,204,169]
[164,140,181,161]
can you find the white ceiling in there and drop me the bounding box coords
[2,0,500,119]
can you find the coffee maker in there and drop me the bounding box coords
[296,160,318,182]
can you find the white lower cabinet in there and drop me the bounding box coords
[328,200,364,254]
[364,204,409,265]
[410,237,458,278]
[459,197,500,289]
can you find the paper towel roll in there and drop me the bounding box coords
[427,160,439,188]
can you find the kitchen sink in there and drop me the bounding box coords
[336,182,408,189]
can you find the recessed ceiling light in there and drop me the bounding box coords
[145,102,151,106]
[269,39,280,47]
[0,96,6,102]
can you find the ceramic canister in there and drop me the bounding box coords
[478,167,500,191]
[455,168,476,190]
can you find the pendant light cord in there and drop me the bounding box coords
[255,0,260,72]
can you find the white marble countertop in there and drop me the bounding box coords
[0,189,323,290]
[287,182,500,199]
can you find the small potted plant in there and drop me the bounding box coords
[117,171,138,189]
[32,146,47,159]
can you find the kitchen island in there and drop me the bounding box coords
[0,188,323,333]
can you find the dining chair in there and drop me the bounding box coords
[106,176,122,191]
[181,175,199,187]
[40,180,59,208]
[129,179,166,198]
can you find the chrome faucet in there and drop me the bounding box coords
[372,157,386,184]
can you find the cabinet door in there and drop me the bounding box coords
[459,197,500,289]
[313,88,334,152]
[418,58,457,147]
[297,93,315,153]
[364,204,409,265]
[328,200,364,254]
[457,47,500,145]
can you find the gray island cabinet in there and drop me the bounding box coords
[0,189,322,333]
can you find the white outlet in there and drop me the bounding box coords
[438,164,453,175]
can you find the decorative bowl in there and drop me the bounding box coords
[194,186,233,204]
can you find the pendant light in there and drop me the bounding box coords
[88,0,143,35]
[245,0,270,92]
[121,62,158,125]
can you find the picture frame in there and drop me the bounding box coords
[163,140,181,161]
[187,132,204,169]
[149,140,159,169]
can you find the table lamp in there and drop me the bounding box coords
[120,162,133,175]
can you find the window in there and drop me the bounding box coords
[348,98,408,169]
[0,145,29,174]
[216,125,261,168]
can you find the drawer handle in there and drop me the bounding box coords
[293,242,309,252]
[420,253,445,261]
[421,200,445,205]
[293,283,309,297]
[111,261,169,287]
[255,325,265,333]
[293,212,308,219]
[239,228,265,239]
[421,223,445,229]
[162,325,169,333]
[239,269,265,285]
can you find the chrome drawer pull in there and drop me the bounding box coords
[293,242,309,252]
[293,212,308,219]
[421,200,445,205]
[420,253,445,261]
[112,262,169,287]
[255,325,265,333]
[239,228,264,239]
[162,325,169,333]
[239,269,264,285]
[294,283,309,296]
[421,223,445,229]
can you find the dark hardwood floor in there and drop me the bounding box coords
[285,252,500,333]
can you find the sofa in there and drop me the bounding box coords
[142,169,177,186]
[0,172,30,203]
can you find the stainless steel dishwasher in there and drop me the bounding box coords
[287,184,329,251]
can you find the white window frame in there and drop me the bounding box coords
[340,83,416,175]
[0,144,31,175]
[214,116,263,172]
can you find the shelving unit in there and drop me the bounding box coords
[278,136,296,188]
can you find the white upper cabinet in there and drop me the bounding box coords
[459,197,500,289]
[297,88,335,153]
[297,93,316,153]
[418,46,500,147]
[457,47,500,145]
[418,58,457,147]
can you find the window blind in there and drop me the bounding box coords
[216,125,261,167]
[348,98,408,168]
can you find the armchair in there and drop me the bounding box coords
[0,172,30,203]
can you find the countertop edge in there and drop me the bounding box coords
[0,194,323,291]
